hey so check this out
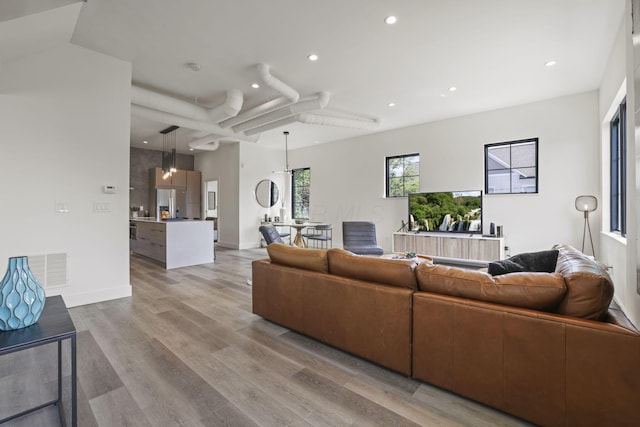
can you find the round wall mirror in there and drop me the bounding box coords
[255,179,279,208]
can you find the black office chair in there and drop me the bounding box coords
[259,224,285,245]
[342,221,383,255]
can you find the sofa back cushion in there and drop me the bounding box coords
[553,244,614,320]
[415,263,566,311]
[327,248,420,290]
[266,243,328,273]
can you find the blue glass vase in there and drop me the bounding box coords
[0,256,46,331]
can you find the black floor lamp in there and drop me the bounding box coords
[575,195,597,259]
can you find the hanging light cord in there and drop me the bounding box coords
[284,131,289,172]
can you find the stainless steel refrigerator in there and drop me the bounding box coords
[155,188,187,219]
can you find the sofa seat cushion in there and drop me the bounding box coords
[327,248,422,290]
[415,263,566,311]
[553,244,614,320]
[266,243,328,273]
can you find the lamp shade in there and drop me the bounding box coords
[575,195,597,212]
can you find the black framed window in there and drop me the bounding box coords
[291,168,310,219]
[610,99,626,235]
[386,154,419,197]
[485,138,538,194]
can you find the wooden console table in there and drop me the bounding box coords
[0,295,77,426]
[392,232,505,262]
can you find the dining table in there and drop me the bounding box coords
[272,221,329,248]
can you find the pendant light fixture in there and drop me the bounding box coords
[271,131,292,222]
[160,125,179,179]
[272,131,291,174]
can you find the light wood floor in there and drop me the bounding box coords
[0,247,532,426]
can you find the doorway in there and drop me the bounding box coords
[205,179,219,242]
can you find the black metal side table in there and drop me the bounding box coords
[0,295,77,426]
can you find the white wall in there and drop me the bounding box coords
[195,143,240,248]
[598,11,634,324]
[238,143,288,249]
[596,1,640,328]
[289,91,600,256]
[0,43,132,307]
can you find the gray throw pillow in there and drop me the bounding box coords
[487,259,526,275]
[488,249,559,276]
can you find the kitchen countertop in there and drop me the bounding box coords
[130,218,206,223]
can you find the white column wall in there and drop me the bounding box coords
[238,143,288,249]
[195,143,286,249]
[195,143,240,249]
[0,44,132,307]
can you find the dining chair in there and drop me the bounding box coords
[259,224,285,245]
[304,224,333,249]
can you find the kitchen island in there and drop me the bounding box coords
[130,218,214,269]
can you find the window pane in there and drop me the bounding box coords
[405,176,419,194]
[485,139,537,194]
[487,146,511,169]
[511,142,536,168]
[388,158,404,177]
[292,168,310,219]
[487,168,511,193]
[386,154,420,197]
[388,177,405,197]
[610,100,626,235]
[404,155,419,175]
[511,167,536,193]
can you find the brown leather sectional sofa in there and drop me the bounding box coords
[252,243,640,427]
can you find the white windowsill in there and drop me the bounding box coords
[601,231,627,246]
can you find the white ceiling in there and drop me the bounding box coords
[1,0,626,153]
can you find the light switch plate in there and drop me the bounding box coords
[55,201,70,213]
[94,202,111,212]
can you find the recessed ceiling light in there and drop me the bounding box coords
[544,60,557,67]
[448,86,457,92]
[440,94,446,97]
[385,16,398,25]
[251,83,260,89]
[308,54,319,61]
[143,140,148,144]
[189,148,194,151]
[388,102,396,107]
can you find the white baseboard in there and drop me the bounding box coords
[216,241,240,249]
[47,284,132,308]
